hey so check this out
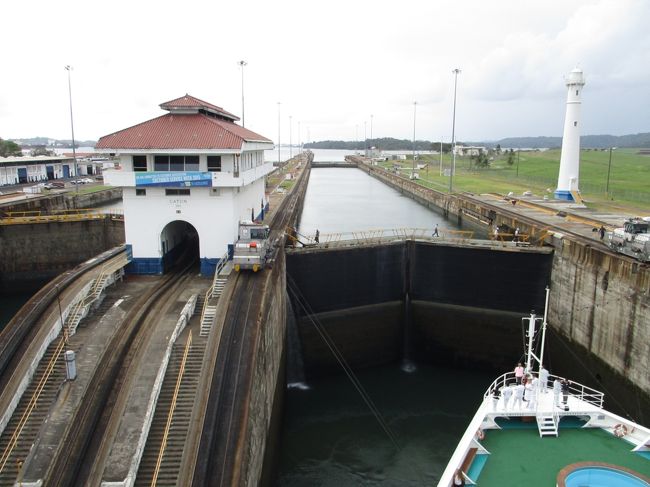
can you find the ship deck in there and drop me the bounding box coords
[476,424,650,486]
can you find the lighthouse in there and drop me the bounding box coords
[555,68,586,201]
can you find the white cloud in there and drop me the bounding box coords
[0,0,647,142]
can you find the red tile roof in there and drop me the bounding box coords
[96,113,271,150]
[159,94,239,121]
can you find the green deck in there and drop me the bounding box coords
[476,427,650,486]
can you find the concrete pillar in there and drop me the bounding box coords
[65,350,77,380]
[555,68,586,201]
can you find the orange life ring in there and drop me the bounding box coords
[476,429,485,440]
[613,424,628,437]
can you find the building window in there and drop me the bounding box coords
[574,121,577,126]
[133,155,147,172]
[136,188,146,196]
[165,188,190,196]
[155,155,201,171]
[207,155,222,172]
[170,155,184,171]
[576,90,579,96]
[185,155,199,171]
[154,155,169,171]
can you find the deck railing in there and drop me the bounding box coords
[484,372,604,409]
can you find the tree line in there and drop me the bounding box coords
[304,137,453,152]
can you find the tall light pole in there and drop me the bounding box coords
[364,121,367,156]
[289,115,293,159]
[606,147,614,195]
[238,60,247,127]
[449,68,461,193]
[297,121,301,154]
[355,124,359,152]
[412,102,417,178]
[370,114,374,147]
[277,102,281,165]
[64,65,78,192]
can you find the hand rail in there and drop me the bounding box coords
[0,336,66,474]
[484,372,605,409]
[150,331,192,487]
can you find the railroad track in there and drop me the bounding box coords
[135,331,207,486]
[0,339,66,486]
[0,246,126,392]
[189,154,312,486]
[191,273,261,487]
[42,257,196,487]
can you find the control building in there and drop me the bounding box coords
[96,94,274,275]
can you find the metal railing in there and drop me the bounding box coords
[484,372,604,409]
[0,335,66,474]
[0,208,123,225]
[150,331,192,487]
[303,227,475,247]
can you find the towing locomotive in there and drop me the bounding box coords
[232,221,271,272]
[606,217,650,262]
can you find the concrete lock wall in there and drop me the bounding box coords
[548,240,650,405]
[0,218,125,292]
[0,188,122,214]
[287,241,553,377]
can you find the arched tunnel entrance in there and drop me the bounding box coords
[160,220,200,272]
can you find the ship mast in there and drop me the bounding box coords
[523,286,550,374]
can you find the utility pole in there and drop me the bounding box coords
[606,147,613,195]
[289,115,293,159]
[277,102,281,166]
[64,65,78,193]
[449,68,461,193]
[412,102,417,178]
[238,60,247,127]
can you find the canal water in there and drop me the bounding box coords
[277,166,492,486]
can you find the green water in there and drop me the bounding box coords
[0,293,33,332]
[276,363,494,486]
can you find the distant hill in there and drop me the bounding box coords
[476,132,650,149]
[305,137,452,152]
[305,132,650,150]
[9,137,97,148]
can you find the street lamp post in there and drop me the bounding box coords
[238,60,247,127]
[289,115,293,159]
[364,121,367,157]
[412,102,417,178]
[606,147,613,196]
[277,102,281,166]
[64,65,78,192]
[449,68,461,193]
[370,114,374,148]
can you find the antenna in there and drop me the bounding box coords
[522,286,550,374]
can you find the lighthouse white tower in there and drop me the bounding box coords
[555,68,586,201]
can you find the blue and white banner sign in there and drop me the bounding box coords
[135,172,212,187]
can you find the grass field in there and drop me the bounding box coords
[379,148,650,213]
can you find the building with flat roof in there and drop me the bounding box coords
[96,94,274,275]
[0,155,77,186]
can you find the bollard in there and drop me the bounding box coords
[65,350,77,380]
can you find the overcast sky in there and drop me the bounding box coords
[1,0,648,144]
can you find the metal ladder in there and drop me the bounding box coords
[536,412,558,437]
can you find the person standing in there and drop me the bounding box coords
[314,229,320,244]
[599,225,606,240]
[539,367,550,393]
[513,383,525,409]
[433,224,439,237]
[453,469,465,486]
[553,379,562,407]
[514,363,524,385]
[561,379,570,407]
[501,385,513,411]
[491,388,500,411]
